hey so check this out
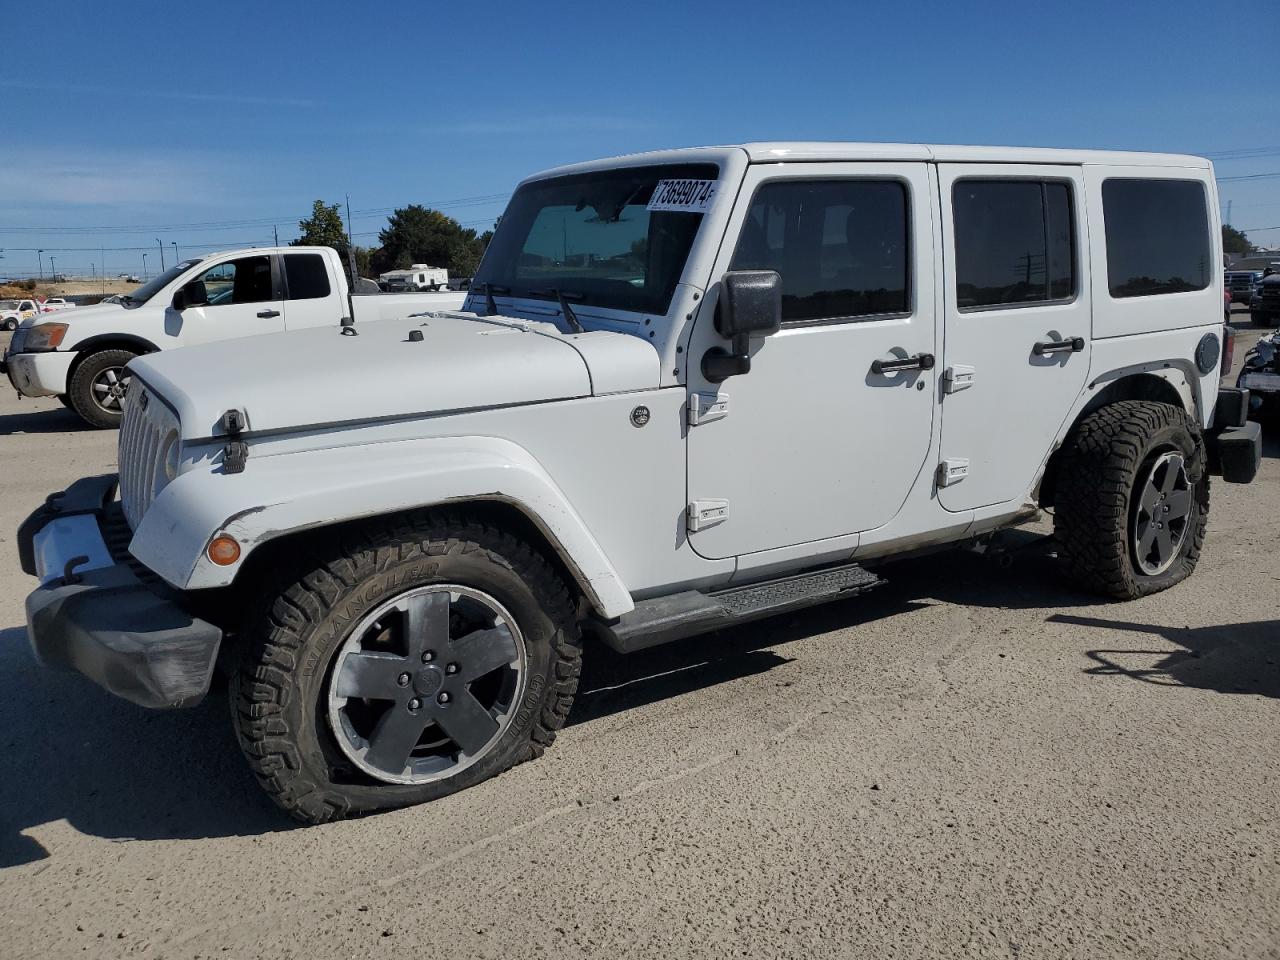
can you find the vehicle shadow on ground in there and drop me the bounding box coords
[0,625,293,869]
[0,530,1194,865]
[0,405,87,436]
[1052,614,1280,699]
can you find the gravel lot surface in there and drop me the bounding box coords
[0,321,1277,959]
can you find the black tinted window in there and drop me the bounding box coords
[195,255,273,305]
[1102,179,1210,298]
[953,180,1075,309]
[285,253,331,300]
[731,180,909,323]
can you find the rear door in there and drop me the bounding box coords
[279,251,339,329]
[936,164,1091,511]
[173,254,286,346]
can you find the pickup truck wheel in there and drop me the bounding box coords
[1054,400,1209,600]
[67,349,137,428]
[3,316,16,331]
[231,514,582,824]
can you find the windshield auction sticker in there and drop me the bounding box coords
[647,179,718,213]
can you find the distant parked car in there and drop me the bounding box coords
[40,297,77,313]
[1225,270,1262,307]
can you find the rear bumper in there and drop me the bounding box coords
[18,475,222,709]
[1206,387,1262,484]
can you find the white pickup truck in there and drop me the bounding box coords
[2,246,464,427]
[1,297,41,331]
[17,142,1262,823]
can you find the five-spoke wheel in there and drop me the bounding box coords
[1131,451,1192,576]
[327,585,527,784]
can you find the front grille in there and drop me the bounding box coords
[118,386,179,529]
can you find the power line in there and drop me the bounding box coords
[1218,172,1280,183]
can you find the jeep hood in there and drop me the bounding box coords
[130,312,661,439]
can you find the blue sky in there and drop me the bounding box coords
[2,0,1277,278]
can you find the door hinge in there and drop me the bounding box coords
[943,365,975,394]
[937,458,969,487]
[687,499,729,532]
[687,391,730,426]
[221,408,249,474]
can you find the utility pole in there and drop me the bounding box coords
[49,256,56,279]
[171,241,178,264]
[142,252,148,279]
[101,245,106,294]
[157,238,165,271]
[37,249,44,279]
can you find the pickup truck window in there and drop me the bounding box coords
[195,256,274,305]
[730,179,910,324]
[1103,178,1210,298]
[475,162,717,315]
[284,253,331,300]
[125,258,203,306]
[953,180,1075,310]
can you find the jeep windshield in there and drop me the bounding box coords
[120,258,203,307]
[475,162,719,316]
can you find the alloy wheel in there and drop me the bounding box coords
[1131,450,1192,576]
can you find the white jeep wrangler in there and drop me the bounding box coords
[18,143,1261,823]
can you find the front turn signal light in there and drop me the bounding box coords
[207,534,241,566]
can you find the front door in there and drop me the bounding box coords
[686,162,938,560]
[936,165,1092,512]
[171,254,286,346]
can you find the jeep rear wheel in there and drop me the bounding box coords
[67,348,137,429]
[1054,400,1209,599]
[231,513,582,824]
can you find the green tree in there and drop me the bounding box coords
[293,200,349,249]
[1223,223,1253,255]
[373,205,487,278]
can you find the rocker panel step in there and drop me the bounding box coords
[596,562,883,654]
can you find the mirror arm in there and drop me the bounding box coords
[701,331,753,383]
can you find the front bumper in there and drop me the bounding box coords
[5,350,75,397]
[18,475,222,709]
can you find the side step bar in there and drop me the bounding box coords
[593,562,883,654]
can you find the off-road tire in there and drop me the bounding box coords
[67,348,137,429]
[1054,400,1209,600]
[230,512,582,824]
[56,394,73,410]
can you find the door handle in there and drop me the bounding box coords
[1033,337,1085,356]
[871,352,936,374]
[257,309,281,319]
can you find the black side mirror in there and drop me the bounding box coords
[703,270,782,382]
[173,280,208,310]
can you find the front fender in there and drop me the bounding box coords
[129,436,634,618]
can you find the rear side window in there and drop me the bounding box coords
[1102,179,1210,298]
[730,179,910,323]
[285,253,331,300]
[952,180,1075,309]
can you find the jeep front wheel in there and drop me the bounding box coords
[231,514,582,823]
[67,348,137,428]
[1054,400,1209,599]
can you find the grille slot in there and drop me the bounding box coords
[118,386,179,530]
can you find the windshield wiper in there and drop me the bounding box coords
[531,288,585,334]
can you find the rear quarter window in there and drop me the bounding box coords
[1102,179,1211,298]
[284,253,332,300]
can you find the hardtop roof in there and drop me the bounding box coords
[525,142,1211,184]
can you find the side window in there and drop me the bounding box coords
[952,180,1075,310]
[195,255,274,305]
[1102,179,1210,298]
[730,179,909,323]
[284,253,331,300]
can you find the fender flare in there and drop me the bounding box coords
[129,436,635,618]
